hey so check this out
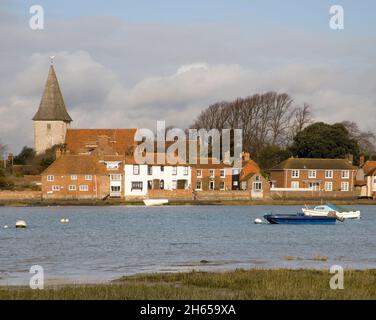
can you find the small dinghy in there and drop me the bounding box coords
[264,213,337,225]
[143,199,169,206]
[15,220,27,228]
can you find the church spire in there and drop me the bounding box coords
[32,63,72,122]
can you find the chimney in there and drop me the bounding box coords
[55,148,62,159]
[359,154,365,167]
[242,152,250,161]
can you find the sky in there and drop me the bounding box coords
[0,0,375,153]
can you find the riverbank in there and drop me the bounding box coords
[0,269,375,299]
[1,198,376,207]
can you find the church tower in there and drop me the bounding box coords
[33,61,72,154]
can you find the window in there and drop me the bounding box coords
[160,179,165,190]
[52,185,60,191]
[209,169,215,178]
[209,180,215,190]
[183,167,188,175]
[85,175,92,181]
[110,174,121,181]
[196,181,202,190]
[255,175,261,181]
[133,165,140,175]
[106,162,119,170]
[172,180,177,190]
[111,186,121,192]
[160,166,164,172]
[253,182,262,191]
[308,170,316,178]
[172,166,177,175]
[308,182,320,191]
[131,181,143,190]
[325,182,333,191]
[341,170,349,179]
[197,169,202,177]
[68,185,76,191]
[71,175,77,180]
[79,185,88,192]
[220,181,225,190]
[147,165,153,175]
[325,170,333,179]
[291,181,299,189]
[47,175,54,181]
[147,180,153,190]
[291,170,299,178]
[341,182,349,191]
[220,169,225,178]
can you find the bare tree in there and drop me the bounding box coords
[341,121,376,156]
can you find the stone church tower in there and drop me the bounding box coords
[32,63,72,154]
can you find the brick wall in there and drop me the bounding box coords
[271,190,357,200]
[0,191,42,200]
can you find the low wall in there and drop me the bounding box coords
[0,190,42,201]
[128,189,253,201]
[270,190,357,200]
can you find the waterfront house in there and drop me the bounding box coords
[357,159,376,199]
[124,154,191,197]
[269,157,357,198]
[41,154,125,200]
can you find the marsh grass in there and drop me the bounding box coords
[0,269,375,300]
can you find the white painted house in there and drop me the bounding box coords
[124,162,192,196]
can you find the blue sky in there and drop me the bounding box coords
[7,0,376,34]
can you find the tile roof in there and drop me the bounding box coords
[271,158,357,170]
[41,155,107,175]
[363,161,376,176]
[32,65,72,122]
[65,129,137,155]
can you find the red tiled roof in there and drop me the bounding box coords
[65,129,137,155]
[363,161,376,176]
[41,155,107,175]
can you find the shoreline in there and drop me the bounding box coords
[1,268,375,299]
[1,199,376,207]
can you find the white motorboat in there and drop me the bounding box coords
[302,203,360,219]
[143,199,169,206]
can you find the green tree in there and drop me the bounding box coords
[14,146,36,165]
[289,122,359,162]
[256,145,291,171]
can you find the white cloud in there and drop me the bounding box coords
[0,14,375,153]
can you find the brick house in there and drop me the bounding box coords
[191,158,232,191]
[41,154,124,200]
[357,159,376,198]
[270,158,357,194]
[239,158,270,199]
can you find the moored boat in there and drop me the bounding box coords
[15,220,27,228]
[302,203,360,219]
[143,199,169,206]
[264,213,337,225]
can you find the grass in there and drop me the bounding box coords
[1,269,375,300]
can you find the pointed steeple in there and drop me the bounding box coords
[32,63,72,122]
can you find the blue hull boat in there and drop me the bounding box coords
[264,213,337,225]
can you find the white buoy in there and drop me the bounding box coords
[65,218,69,223]
[4,225,8,229]
[15,220,27,228]
[60,218,69,223]
[254,218,263,224]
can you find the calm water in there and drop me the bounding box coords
[0,205,375,285]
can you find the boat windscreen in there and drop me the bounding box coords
[326,203,346,212]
